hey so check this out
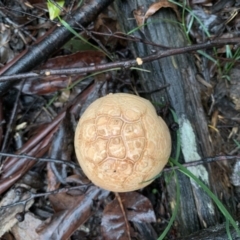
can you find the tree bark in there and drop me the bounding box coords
[114,0,236,237]
[177,218,240,240]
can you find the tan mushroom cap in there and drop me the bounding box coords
[74,93,171,192]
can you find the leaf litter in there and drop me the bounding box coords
[0,0,240,239]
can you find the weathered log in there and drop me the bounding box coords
[177,218,240,240]
[114,0,236,237]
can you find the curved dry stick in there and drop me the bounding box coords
[0,37,240,82]
[115,192,131,240]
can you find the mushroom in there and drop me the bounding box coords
[74,93,171,192]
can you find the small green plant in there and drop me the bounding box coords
[222,45,240,79]
[46,0,112,59]
[233,139,240,149]
[169,0,240,80]
[169,0,220,66]
[47,0,65,20]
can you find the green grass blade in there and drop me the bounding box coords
[170,158,240,237]
[58,17,112,59]
[197,50,218,64]
[158,170,180,240]
[226,219,233,240]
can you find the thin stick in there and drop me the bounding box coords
[115,192,131,240]
[0,37,240,82]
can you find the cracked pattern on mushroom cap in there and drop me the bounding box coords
[74,93,171,192]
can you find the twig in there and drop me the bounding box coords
[0,80,25,164]
[0,152,80,169]
[0,155,238,211]
[115,192,131,240]
[0,185,89,210]
[0,152,238,172]
[163,155,240,172]
[0,37,240,82]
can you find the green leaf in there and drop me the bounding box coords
[47,0,65,20]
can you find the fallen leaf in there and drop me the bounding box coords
[0,184,35,237]
[37,186,103,240]
[101,192,156,239]
[120,192,156,223]
[15,51,106,95]
[11,213,43,240]
[133,5,145,27]
[144,0,180,21]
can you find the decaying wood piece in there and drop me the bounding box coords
[114,0,236,237]
[176,218,240,240]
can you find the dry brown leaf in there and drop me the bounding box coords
[15,51,106,95]
[133,5,145,27]
[0,184,35,237]
[11,213,42,240]
[144,0,180,21]
[101,192,156,239]
[37,186,103,240]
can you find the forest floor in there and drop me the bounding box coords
[0,0,240,239]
